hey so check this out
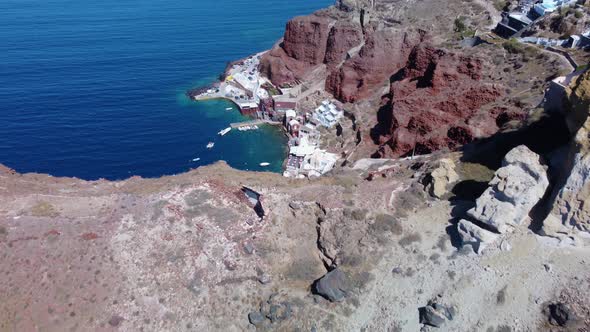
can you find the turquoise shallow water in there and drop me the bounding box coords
[0,0,332,180]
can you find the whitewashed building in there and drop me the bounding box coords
[313,100,343,128]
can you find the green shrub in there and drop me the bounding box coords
[503,38,524,54]
[493,0,507,11]
[454,17,467,32]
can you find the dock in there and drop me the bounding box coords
[230,119,281,129]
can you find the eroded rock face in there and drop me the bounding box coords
[260,14,333,87]
[259,13,370,88]
[324,21,364,69]
[543,71,590,237]
[326,28,426,102]
[468,145,549,233]
[282,16,332,65]
[373,44,505,158]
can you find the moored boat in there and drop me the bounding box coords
[259,162,270,167]
[218,127,231,136]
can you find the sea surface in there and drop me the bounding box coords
[0,0,332,180]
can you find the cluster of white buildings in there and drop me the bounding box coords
[313,100,344,128]
[533,0,576,16]
[496,0,586,41]
[282,100,343,178]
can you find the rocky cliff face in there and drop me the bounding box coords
[325,28,427,102]
[259,14,335,86]
[543,71,590,240]
[372,44,506,158]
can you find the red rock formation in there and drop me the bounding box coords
[259,13,369,88]
[324,21,363,69]
[260,15,333,87]
[325,29,427,102]
[282,16,332,64]
[373,44,506,158]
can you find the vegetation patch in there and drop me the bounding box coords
[30,201,59,217]
[398,232,423,247]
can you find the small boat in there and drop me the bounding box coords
[218,127,231,136]
[259,162,270,167]
[192,158,201,162]
[225,107,233,111]
[206,142,215,149]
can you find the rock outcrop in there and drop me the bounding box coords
[543,71,590,238]
[457,219,499,254]
[468,145,549,234]
[259,14,334,86]
[260,12,370,88]
[373,44,506,158]
[323,21,364,69]
[326,28,426,102]
[427,158,459,199]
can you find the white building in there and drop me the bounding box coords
[534,0,576,16]
[313,100,344,128]
[302,150,338,177]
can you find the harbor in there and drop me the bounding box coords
[188,50,346,178]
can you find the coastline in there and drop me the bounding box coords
[187,51,296,174]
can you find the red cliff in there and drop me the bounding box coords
[259,15,334,87]
[372,44,507,158]
[325,28,427,102]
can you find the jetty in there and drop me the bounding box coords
[230,119,281,129]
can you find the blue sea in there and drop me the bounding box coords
[0,0,331,180]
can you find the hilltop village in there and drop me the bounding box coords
[4,0,590,331]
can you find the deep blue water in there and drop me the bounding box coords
[0,0,331,180]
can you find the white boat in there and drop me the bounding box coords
[225,107,233,111]
[192,158,201,162]
[259,162,270,167]
[218,127,231,136]
[206,142,215,149]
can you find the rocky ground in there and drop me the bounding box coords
[1,145,589,331]
[2,0,590,331]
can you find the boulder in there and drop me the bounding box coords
[543,71,590,238]
[543,302,571,327]
[457,220,499,254]
[248,311,266,326]
[468,145,549,233]
[428,158,459,199]
[314,268,350,302]
[419,301,455,328]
